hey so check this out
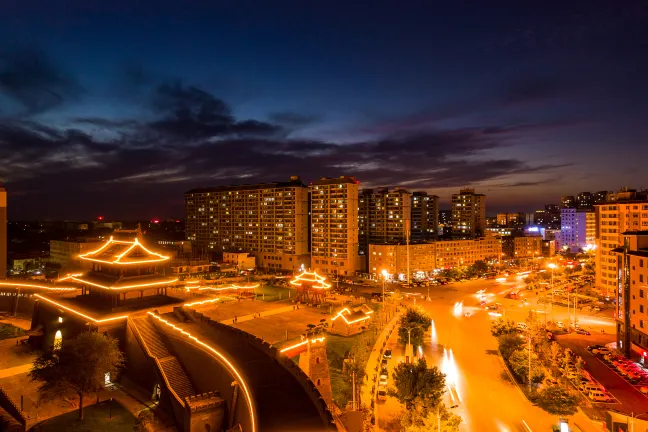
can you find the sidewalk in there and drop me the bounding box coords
[0,363,31,379]
[360,309,403,419]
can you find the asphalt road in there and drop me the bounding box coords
[371,276,610,432]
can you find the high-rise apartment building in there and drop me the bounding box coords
[311,176,360,276]
[410,192,438,242]
[358,188,411,256]
[0,185,5,279]
[184,176,310,271]
[534,205,561,229]
[560,208,595,252]
[451,188,486,238]
[438,210,452,237]
[595,189,648,294]
[611,231,648,357]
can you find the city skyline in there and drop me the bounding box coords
[2,1,648,219]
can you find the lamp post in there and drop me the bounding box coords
[548,263,557,323]
[381,270,388,322]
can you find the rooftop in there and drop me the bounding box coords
[79,235,170,265]
[185,177,307,194]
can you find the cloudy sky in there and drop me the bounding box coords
[1,0,648,220]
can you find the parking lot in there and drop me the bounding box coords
[557,332,648,414]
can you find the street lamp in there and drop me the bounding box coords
[381,270,388,322]
[548,263,557,323]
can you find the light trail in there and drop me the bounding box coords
[430,320,437,345]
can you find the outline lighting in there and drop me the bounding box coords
[33,294,129,323]
[279,336,326,353]
[331,307,373,325]
[183,298,221,307]
[147,312,257,432]
[289,270,331,289]
[79,236,170,265]
[69,276,178,291]
[0,281,77,291]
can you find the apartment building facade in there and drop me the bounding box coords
[184,176,309,271]
[501,235,542,259]
[358,188,411,256]
[560,208,595,252]
[368,236,501,276]
[496,212,526,228]
[611,231,648,357]
[49,239,104,271]
[451,188,486,238]
[311,176,360,276]
[411,192,439,241]
[595,190,648,294]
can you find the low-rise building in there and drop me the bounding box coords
[501,236,542,259]
[49,238,104,272]
[369,236,501,277]
[542,240,556,257]
[223,252,256,270]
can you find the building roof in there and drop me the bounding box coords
[185,177,307,194]
[621,230,648,236]
[79,236,170,265]
[289,270,331,289]
[67,273,177,290]
[311,176,358,186]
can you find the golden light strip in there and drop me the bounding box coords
[79,237,170,265]
[279,336,326,353]
[56,273,83,282]
[69,276,178,291]
[0,282,77,291]
[147,312,257,432]
[33,294,129,323]
[330,308,372,325]
[198,284,259,292]
[183,298,221,307]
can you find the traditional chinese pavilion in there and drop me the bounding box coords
[290,270,331,305]
[68,228,177,310]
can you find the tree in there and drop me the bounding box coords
[548,342,562,369]
[29,331,125,420]
[389,358,446,412]
[497,334,523,359]
[536,385,579,415]
[490,317,517,337]
[398,307,430,347]
[508,349,545,384]
[400,403,461,432]
[469,260,489,276]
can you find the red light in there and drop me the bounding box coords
[98,216,104,220]
[643,351,647,357]
[152,220,159,224]
[175,220,180,223]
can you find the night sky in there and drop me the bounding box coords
[2,1,648,220]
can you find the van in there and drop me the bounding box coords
[582,383,604,394]
[588,390,612,402]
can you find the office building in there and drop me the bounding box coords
[0,185,5,279]
[369,236,501,276]
[595,189,648,294]
[410,192,438,241]
[49,239,104,271]
[497,212,526,228]
[560,208,596,252]
[611,231,648,357]
[501,235,542,259]
[311,176,360,276]
[358,187,411,256]
[451,188,486,238]
[184,176,310,271]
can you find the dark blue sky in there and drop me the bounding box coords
[1,1,648,219]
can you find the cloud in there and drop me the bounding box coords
[0,46,82,116]
[268,112,320,126]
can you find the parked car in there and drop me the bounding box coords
[576,328,591,335]
[556,321,564,329]
[593,347,611,355]
[379,376,388,386]
[381,358,388,369]
[383,349,392,359]
[640,387,648,394]
[517,322,528,331]
[588,389,613,402]
[377,386,388,401]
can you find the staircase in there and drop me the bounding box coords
[160,358,196,401]
[131,316,196,403]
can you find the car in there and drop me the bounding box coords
[383,349,392,359]
[576,328,591,335]
[587,344,604,352]
[640,387,648,395]
[593,347,611,355]
[379,376,388,386]
[377,386,388,401]
[381,358,388,368]
[517,322,528,330]
[556,321,564,329]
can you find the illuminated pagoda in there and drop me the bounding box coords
[70,228,177,310]
[329,304,374,336]
[289,270,331,305]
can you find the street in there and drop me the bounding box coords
[365,276,611,432]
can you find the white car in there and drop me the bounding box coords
[593,347,611,355]
[556,322,564,329]
[517,322,528,330]
[377,385,388,401]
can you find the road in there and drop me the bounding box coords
[368,276,609,432]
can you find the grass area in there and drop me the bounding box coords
[0,323,25,340]
[255,284,292,301]
[36,400,136,432]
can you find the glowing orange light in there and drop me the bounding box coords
[331,307,372,325]
[147,312,257,432]
[0,281,77,291]
[289,270,331,289]
[79,236,170,265]
[34,294,129,323]
[183,298,221,307]
[56,273,84,282]
[198,284,259,292]
[279,336,326,353]
[69,276,178,291]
